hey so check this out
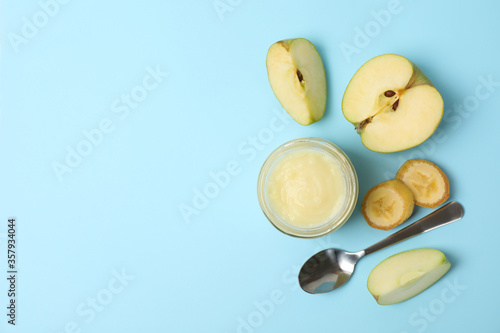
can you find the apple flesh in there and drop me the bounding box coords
[342,54,444,152]
[367,248,450,305]
[266,38,327,126]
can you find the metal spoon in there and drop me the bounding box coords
[298,201,464,294]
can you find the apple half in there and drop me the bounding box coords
[266,38,327,126]
[342,54,444,152]
[367,248,450,305]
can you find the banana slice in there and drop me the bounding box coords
[396,159,449,208]
[362,179,414,230]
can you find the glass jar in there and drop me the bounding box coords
[257,137,358,238]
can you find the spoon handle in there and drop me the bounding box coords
[362,201,464,256]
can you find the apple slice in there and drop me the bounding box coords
[266,38,327,126]
[342,54,444,152]
[367,248,451,305]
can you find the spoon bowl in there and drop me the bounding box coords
[299,201,464,294]
[299,249,364,294]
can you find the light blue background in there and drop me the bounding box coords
[0,0,499,332]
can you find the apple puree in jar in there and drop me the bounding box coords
[266,149,346,228]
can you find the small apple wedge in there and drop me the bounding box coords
[342,54,444,152]
[266,38,327,125]
[367,249,451,305]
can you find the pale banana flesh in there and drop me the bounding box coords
[362,179,414,230]
[396,159,450,208]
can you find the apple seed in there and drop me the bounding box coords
[392,100,399,110]
[384,90,396,97]
[296,69,304,83]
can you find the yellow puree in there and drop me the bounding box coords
[266,149,346,228]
